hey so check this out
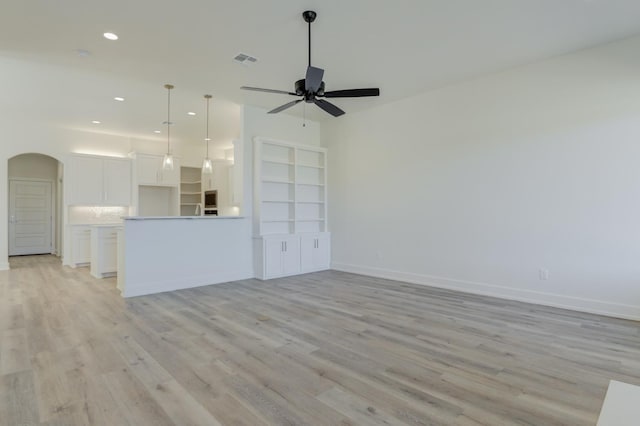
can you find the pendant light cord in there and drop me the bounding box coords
[204,94,212,158]
[165,84,174,154]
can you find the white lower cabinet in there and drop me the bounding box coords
[69,225,91,267]
[257,232,330,280]
[300,233,331,273]
[90,226,120,278]
[262,235,300,279]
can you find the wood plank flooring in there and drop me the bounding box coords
[1,255,639,425]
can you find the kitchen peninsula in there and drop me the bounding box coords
[117,215,252,297]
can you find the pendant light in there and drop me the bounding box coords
[162,83,175,170]
[201,94,213,174]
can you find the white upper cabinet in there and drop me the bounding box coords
[103,159,132,206]
[69,155,131,206]
[136,154,180,186]
[71,156,103,205]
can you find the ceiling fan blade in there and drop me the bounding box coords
[313,98,345,117]
[305,66,324,93]
[323,88,380,98]
[240,86,297,96]
[268,99,303,114]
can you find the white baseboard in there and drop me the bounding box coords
[0,262,9,271]
[332,262,640,321]
[122,271,254,298]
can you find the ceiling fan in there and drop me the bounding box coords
[240,10,380,117]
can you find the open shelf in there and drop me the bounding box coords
[263,159,294,165]
[297,182,325,187]
[180,166,203,217]
[255,139,327,236]
[262,178,295,184]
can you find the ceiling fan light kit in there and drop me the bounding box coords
[240,10,380,117]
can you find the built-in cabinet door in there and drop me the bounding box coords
[71,156,103,204]
[71,227,91,267]
[71,155,131,206]
[263,235,301,278]
[102,236,118,271]
[91,227,119,278]
[136,154,180,186]
[103,159,131,205]
[137,155,161,185]
[281,236,301,275]
[300,233,330,272]
[264,238,284,278]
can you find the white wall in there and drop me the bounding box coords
[323,35,640,320]
[8,153,58,180]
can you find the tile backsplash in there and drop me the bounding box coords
[68,206,129,224]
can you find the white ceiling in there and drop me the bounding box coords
[2,0,640,146]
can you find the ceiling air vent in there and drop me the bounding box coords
[233,53,258,66]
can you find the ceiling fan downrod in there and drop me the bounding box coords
[303,10,317,68]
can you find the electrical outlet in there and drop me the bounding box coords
[538,268,549,280]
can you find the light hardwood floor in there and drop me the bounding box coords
[1,255,639,425]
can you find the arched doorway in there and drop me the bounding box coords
[8,153,63,257]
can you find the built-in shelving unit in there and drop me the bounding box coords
[254,139,327,236]
[253,138,330,280]
[180,167,202,216]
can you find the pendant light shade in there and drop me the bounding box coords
[162,84,175,171]
[202,94,213,175]
[202,157,213,174]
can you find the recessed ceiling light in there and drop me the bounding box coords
[103,32,118,41]
[187,112,196,116]
[114,97,125,102]
[92,120,101,124]
[153,130,161,134]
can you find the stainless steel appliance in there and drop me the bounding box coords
[204,190,217,209]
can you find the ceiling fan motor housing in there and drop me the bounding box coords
[295,79,325,99]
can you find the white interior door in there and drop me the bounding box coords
[9,180,53,256]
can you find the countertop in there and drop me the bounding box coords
[123,216,245,221]
[68,222,123,227]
